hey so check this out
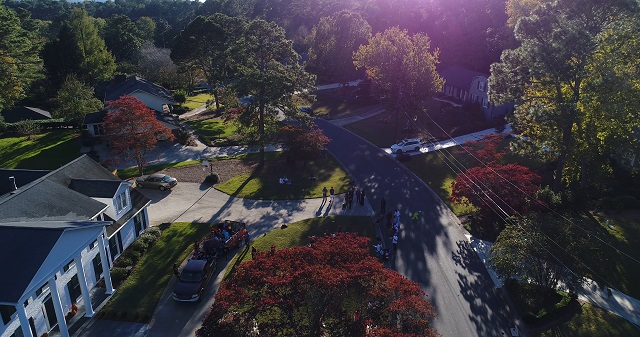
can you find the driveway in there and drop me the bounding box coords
[141,183,373,337]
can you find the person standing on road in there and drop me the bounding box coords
[360,189,366,206]
[412,211,419,222]
[391,233,398,251]
[322,186,328,201]
[329,187,335,203]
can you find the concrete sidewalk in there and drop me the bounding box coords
[469,236,640,328]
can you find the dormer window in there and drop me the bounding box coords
[115,190,129,213]
[478,81,486,92]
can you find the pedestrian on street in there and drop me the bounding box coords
[412,211,419,221]
[173,263,180,279]
[355,188,361,205]
[322,186,328,201]
[329,187,335,203]
[391,233,398,251]
[360,189,366,205]
[381,197,386,215]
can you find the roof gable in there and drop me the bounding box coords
[0,226,64,303]
[1,106,52,123]
[105,76,175,104]
[69,179,124,198]
[440,66,488,90]
[0,221,108,303]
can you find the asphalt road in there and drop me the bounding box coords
[316,119,521,337]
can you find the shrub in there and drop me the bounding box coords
[145,226,161,238]
[138,232,159,246]
[173,89,187,105]
[130,240,149,254]
[110,267,129,284]
[113,257,133,268]
[204,173,220,185]
[123,250,142,263]
[176,127,197,146]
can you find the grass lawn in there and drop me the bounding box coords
[117,160,201,179]
[586,210,640,298]
[0,130,80,169]
[182,93,213,110]
[537,303,640,337]
[215,151,351,199]
[312,90,379,120]
[187,118,240,146]
[225,215,375,279]
[103,222,212,321]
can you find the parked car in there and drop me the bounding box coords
[136,173,177,191]
[390,138,422,154]
[299,106,313,115]
[172,258,216,302]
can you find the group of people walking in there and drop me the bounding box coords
[321,185,365,210]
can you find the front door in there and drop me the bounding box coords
[43,295,57,330]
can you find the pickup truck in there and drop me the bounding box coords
[172,221,248,302]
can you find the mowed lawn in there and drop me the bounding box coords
[0,130,80,169]
[215,152,351,199]
[187,118,240,146]
[103,222,212,320]
[183,93,213,110]
[537,303,640,337]
[225,215,375,279]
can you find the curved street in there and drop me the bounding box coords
[316,118,521,337]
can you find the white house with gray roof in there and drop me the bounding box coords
[0,155,152,337]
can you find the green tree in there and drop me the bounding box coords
[354,27,443,142]
[232,19,315,166]
[135,17,156,41]
[54,75,104,127]
[43,8,115,88]
[489,213,603,290]
[171,14,244,110]
[0,4,43,111]
[489,0,639,191]
[307,10,371,83]
[103,14,144,67]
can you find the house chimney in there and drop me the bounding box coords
[9,176,17,191]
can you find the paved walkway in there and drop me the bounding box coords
[470,237,640,327]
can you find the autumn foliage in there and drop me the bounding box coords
[280,125,330,168]
[197,233,438,337]
[450,135,542,217]
[103,95,174,175]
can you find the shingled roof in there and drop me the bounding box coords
[1,106,52,123]
[0,221,109,303]
[440,66,488,90]
[104,76,175,104]
[0,169,50,196]
[0,155,118,222]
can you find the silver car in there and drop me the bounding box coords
[136,173,177,191]
[390,138,422,154]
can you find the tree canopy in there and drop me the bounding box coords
[103,95,174,175]
[198,233,438,337]
[43,8,115,88]
[231,19,315,166]
[171,13,243,109]
[0,4,43,111]
[489,0,640,192]
[307,10,371,83]
[354,27,443,139]
[53,75,103,126]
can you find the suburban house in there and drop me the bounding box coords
[440,65,514,121]
[83,76,180,138]
[0,107,52,124]
[103,76,175,113]
[0,155,151,337]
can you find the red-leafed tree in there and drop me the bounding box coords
[103,95,174,175]
[450,164,542,217]
[197,233,438,337]
[280,125,330,170]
